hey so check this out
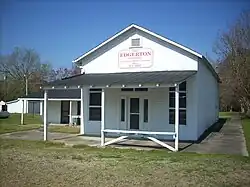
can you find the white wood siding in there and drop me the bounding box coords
[81,32,198,74]
[197,59,219,138]
[84,76,199,140]
[7,100,28,114]
[40,101,80,124]
[47,101,61,123]
[28,101,41,114]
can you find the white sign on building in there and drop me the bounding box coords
[118,48,153,69]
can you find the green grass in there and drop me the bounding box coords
[0,113,42,125]
[0,139,250,187]
[0,113,79,134]
[0,114,42,134]
[48,125,80,134]
[219,112,238,119]
[242,118,250,154]
[0,123,41,134]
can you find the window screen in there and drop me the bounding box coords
[89,107,101,121]
[89,91,102,121]
[89,93,101,106]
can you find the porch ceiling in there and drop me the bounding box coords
[43,70,197,89]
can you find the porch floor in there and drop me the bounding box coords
[0,115,248,156]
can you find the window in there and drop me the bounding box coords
[77,101,81,115]
[169,81,187,125]
[169,109,186,125]
[179,93,186,108]
[90,93,101,106]
[169,92,186,108]
[90,88,102,91]
[121,99,125,122]
[89,89,101,121]
[2,105,7,112]
[131,38,140,47]
[144,99,148,123]
[76,101,81,125]
[169,109,175,124]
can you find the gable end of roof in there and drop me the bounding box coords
[72,24,203,64]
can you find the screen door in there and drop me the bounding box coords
[60,101,70,124]
[129,98,140,130]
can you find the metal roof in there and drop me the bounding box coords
[44,71,197,89]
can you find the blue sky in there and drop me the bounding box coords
[1,0,249,68]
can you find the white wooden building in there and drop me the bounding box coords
[6,90,81,125]
[42,24,220,151]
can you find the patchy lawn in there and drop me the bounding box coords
[0,139,250,187]
[48,125,80,134]
[0,123,41,134]
[0,113,79,134]
[0,113,42,125]
[0,114,42,134]
[219,112,238,119]
[242,118,250,154]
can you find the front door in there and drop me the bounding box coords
[60,101,70,124]
[129,98,140,130]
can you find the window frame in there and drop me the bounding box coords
[169,81,187,125]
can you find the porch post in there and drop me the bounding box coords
[43,90,48,141]
[80,88,84,134]
[21,99,24,125]
[101,88,105,146]
[69,100,72,125]
[40,101,43,116]
[83,87,89,132]
[174,84,179,151]
[26,100,28,113]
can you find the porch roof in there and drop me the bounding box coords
[43,70,196,89]
[21,89,81,99]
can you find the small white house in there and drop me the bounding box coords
[6,90,81,125]
[42,24,220,151]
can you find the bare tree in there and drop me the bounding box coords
[49,66,81,81]
[0,47,52,100]
[214,10,250,115]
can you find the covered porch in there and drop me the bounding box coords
[19,90,82,126]
[42,71,196,151]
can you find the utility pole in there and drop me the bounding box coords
[24,74,28,115]
[3,72,7,101]
[24,74,28,96]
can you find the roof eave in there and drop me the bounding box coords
[72,24,136,63]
